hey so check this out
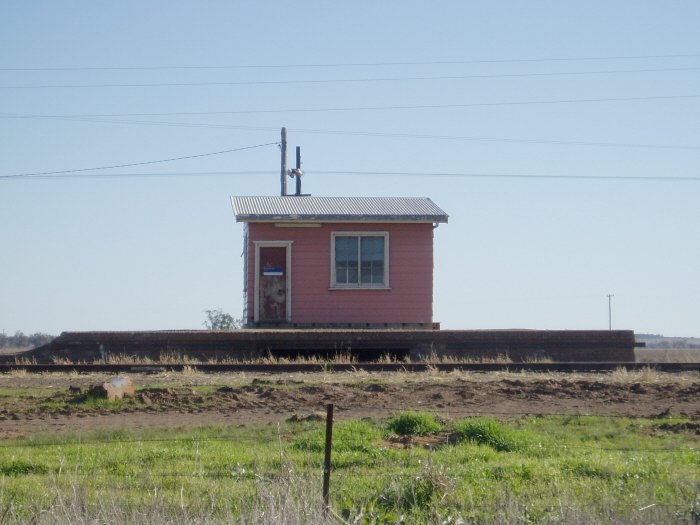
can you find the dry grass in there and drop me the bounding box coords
[22,346,700,366]
[5,368,28,378]
[421,350,513,364]
[30,351,527,366]
[610,366,662,384]
[255,349,358,365]
[4,366,697,393]
[104,351,208,365]
[635,347,700,363]
[11,356,37,365]
[0,470,693,525]
[0,474,337,525]
[180,364,198,376]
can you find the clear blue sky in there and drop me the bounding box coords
[1,2,698,337]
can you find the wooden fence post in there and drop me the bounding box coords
[322,403,334,514]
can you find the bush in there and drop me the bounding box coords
[451,417,526,452]
[203,310,241,330]
[0,331,55,349]
[386,411,443,436]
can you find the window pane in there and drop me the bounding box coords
[360,237,385,284]
[335,237,358,284]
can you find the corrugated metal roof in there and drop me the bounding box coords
[230,196,448,223]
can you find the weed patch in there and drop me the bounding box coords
[0,459,49,476]
[451,417,533,452]
[386,411,443,436]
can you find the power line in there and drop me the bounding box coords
[5,116,698,151]
[2,143,278,178]
[3,96,699,154]
[2,53,699,71]
[0,95,700,119]
[288,127,700,152]
[2,94,696,121]
[0,170,270,180]
[317,170,700,181]
[2,66,699,89]
[2,169,698,182]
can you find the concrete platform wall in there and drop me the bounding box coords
[17,329,637,363]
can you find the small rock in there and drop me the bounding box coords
[90,377,135,401]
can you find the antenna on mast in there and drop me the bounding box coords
[291,146,304,195]
[280,127,288,196]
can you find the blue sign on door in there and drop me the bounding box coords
[263,266,284,276]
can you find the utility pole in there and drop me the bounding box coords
[280,127,288,196]
[607,294,614,330]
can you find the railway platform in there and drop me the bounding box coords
[8,329,637,363]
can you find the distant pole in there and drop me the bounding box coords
[607,294,614,330]
[280,127,288,196]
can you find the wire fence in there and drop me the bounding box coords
[1,404,698,522]
[0,406,696,455]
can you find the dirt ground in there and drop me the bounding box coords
[1,369,699,439]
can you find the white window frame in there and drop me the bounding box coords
[330,231,389,289]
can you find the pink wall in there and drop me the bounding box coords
[246,222,435,325]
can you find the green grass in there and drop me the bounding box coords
[0,388,57,397]
[0,414,698,523]
[451,416,534,452]
[386,410,443,436]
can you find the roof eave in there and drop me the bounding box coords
[235,215,448,223]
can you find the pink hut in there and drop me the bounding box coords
[231,196,448,328]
